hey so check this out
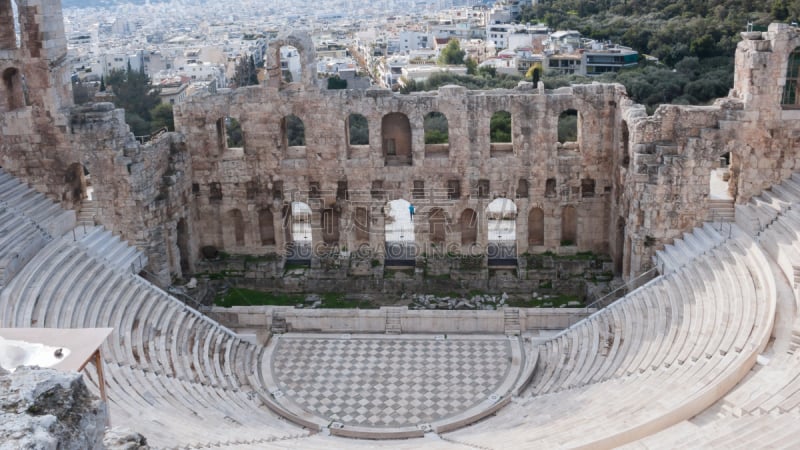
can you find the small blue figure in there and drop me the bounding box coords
[409,203,415,221]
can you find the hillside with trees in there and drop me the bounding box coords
[516,0,784,112]
[409,1,784,113]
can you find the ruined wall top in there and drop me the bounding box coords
[266,31,318,90]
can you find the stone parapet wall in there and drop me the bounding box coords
[210,305,591,334]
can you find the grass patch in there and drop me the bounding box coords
[508,294,583,308]
[215,288,303,307]
[215,289,378,309]
[320,293,377,309]
[244,253,279,263]
[283,262,309,272]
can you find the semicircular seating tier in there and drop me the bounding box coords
[614,173,800,450]
[442,225,776,448]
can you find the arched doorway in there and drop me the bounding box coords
[176,218,190,274]
[64,163,89,210]
[486,198,517,265]
[382,113,412,166]
[561,205,577,245]
[460,209,478,247]
[286,201,312,263]
[429,208,446,244]
[384,199,415,266]
[226,209,245,247]
[259,209,275,245]
[528,207,544,246]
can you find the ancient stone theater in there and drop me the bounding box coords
[4,0,800,447]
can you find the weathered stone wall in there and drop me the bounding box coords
[617,25,800,276]
[176,81,621,264]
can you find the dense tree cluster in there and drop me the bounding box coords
[400,70,522,93]
[106,64,171,136]
[519,0,779,65]
[232,55,259,88]
[438,40,466,65]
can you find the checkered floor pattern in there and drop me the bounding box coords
[271,336,511,428]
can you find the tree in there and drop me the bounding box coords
[438,40,466,66]
[424,112,449,144]
[150,103,174,132]
[232,55,259,88]
[106,65,161,136]
[348,114,369,145]
[327,75,348,89]
[465,57,478,75]
[99,76,106,92]
[226,118,243,147]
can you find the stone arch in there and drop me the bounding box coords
[226,209,245,246]
[385,199,415,265]
[782,47,800,106]
[460,208,478,246]
[322,208,340,244]
[63,162,88,209]
[558,109,579,143]
[2,67,25,112]
[0,0,19,49]
[424,111,449,158]
[287,201,313,261]
[176,218,190,274]
[266,32,317,89]
[258,209,275,245]
[486,198,517,263]
[429,208,447,244]
[561,205,577,245]
[382,112,412,166]
[282,114,305,147]
[516,179,529,198]
[528,207,544,246]
[224,116,244,149]
[709,151,735,207]
[354,207,370,243]
[348,113,369,146]
[615,217,625,275]
[621,120,630,168]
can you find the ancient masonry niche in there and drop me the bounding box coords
[382,112,412,165]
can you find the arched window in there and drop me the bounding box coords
[424,111,449,158]
[424,112,448,144]
[382,113,412,165]
[2,67,25,111]
[490,111,511,143]
[64,163,88,209]
[322,208,340,244]
[283,114,305,147]
[490,110,513,156]
[783,48,800,107]
[429,208,446,244]
[516,179,529,199]
[227,209,245,247]
[460,209,477,246]
[528,207,544,246]
[259,209,275,245]
[348,113,369,145]
[354,207,370,243]
[558,109,578,143]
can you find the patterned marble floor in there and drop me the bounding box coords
[270,334,513,429]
